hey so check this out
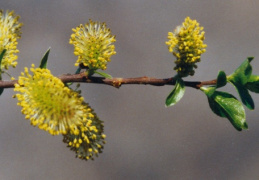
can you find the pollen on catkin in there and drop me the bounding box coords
[63,103,106,160]
[69,19,116,70]
[0,10,22,70]
[166,17,207,77]
[13,64,91,135]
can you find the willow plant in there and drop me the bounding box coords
[1,10,259,161]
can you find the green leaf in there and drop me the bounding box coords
[201,87,224,117]
[204,90,247,131]
[0,49,7,79]
[228,57,254,110]
[0,88,4,96]
[75,67,81,74]
[0,50,7,95]
[165,77,185,107]
[39,47,51,69]
[216,71,227,88]
[246,75,259,93]
[208,95,227,118]
[230,81,254,110]
[0,49,6,67]
[94,71,113,79]
[228,57,253,85]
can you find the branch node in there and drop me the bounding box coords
[112,78,122,88]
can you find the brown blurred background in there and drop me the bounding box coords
[1,0,259,179]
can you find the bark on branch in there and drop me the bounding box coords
[0,71,217,89]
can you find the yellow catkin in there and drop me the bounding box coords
[62,103,106,161]
[166,17,207,77]
[0,10,22,70]
[14,65,92,136]
[69,19,116,70]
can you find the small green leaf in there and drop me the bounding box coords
[208,95,227,118]
[201,87,225,117]
[230,81,254,110]
[0,88,4,96]
[75,67,81,74]
[205,90,247,131]
[228,57,253,85]
[216,71,227,88]
[246,75,259,93]
[165,77,185,107]
[0,49,7,79]
[94,71,113,79]
[39,47,51,69]
[228,57,254,109]
[0,50,7,95]
[0,49,6,66]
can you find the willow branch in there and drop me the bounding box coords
[0,71,217,89]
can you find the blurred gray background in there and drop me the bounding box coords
[1,0,259,180]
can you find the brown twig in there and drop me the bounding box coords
[0,72,217,89]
